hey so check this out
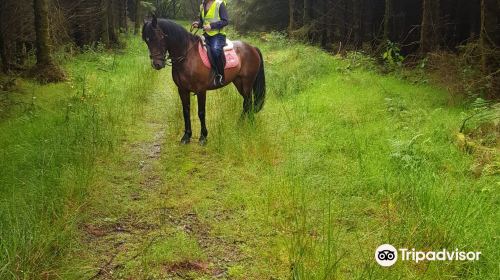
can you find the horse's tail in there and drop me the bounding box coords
[253,47,266,113]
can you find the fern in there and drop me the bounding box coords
[460,98,500,133]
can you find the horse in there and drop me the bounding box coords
[142,15,266,145]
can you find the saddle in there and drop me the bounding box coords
[198,37,240,70]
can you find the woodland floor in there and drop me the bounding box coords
[76,84,249,279]
[1,25,498,280]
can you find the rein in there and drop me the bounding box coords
[154,26,201,67]
[166,41,198,67]
[189,25,201,36]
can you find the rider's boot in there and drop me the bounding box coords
[214,53,225,87]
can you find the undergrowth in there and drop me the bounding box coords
[0,36,160,279]
[0,24,498,280]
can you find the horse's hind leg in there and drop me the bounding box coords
[178,88,192,144]
[197,91,208,145]
[233,77,252,115]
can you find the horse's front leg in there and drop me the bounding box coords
[179,88,192,144]
[197,91,208,145]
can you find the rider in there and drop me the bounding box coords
[192,0,228,86]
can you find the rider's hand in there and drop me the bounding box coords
[203,24,212,32]
[192,21,199,28]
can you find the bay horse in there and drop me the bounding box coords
[142,16,266,145]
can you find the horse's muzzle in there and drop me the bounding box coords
[150,53,166,70]
[152,61,165,70]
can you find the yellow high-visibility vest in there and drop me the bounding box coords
[200,0,227,36]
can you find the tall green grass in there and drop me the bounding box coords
[0,25,497,279]
[0,37,161,279]
[157,31,498,279]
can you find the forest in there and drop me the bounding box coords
[0,1,197,80]
[231,0,499,97]
[1,1,499,96]
[0,0,499,279]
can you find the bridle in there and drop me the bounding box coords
[151,25,200,67]
[149,26,168,63]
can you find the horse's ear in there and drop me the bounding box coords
[151,13,158,28]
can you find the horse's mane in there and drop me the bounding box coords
[158,19,199,47]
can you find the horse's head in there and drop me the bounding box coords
[142,15,167,70]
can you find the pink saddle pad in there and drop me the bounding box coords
[198,43,240,70]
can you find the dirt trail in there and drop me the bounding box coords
[81,91,168,279]
[76,81,245,279]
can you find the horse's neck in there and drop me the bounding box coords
[167,35,196,59]
[168,37,200,68]
[167,44,183,58]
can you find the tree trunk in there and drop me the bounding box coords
[353,0,363,48]
[480,0,499,97]
[101,0,110,45]
[327,0,335,44]
[121,0,128,32]
[0,33,6,73]
[0,5,7,73]
[333,0,347,46]
[383,0,393,41]
[33,0,53,66]
[289,0,296,31]
[33,0,64,82]
[108,0,118,44]
[303,0,310,25]
[320,0,329,47]
[420,0,440,53]
[343,0,349,41]
[117,0,124,31]
[134,0,142,35]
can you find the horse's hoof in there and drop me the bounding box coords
[180,137,191,145]
[199,136,207,146]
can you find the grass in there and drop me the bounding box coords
[0,23,498,279]
[150,25,498,279]
[0,36,162,279]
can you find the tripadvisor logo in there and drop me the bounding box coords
[375,244,398,267]
[375,244,481,267]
